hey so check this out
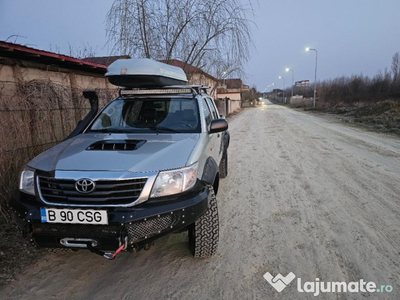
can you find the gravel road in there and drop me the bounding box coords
[1,101,400,300]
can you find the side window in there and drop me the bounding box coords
[206,98,219,120]
[202,99,212,129]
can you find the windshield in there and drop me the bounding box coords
[88,97,200,133]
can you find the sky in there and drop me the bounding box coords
[1,0,400,91]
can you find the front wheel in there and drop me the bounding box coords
[188,185,219,258]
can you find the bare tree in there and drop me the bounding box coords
[106,0,254,78]
[68,43,98,58]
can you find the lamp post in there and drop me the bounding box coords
[222,71,227,89]
[262,83,275,94]
[285,68,294,99]
[278,76,285,103]
[306,47,318,108]
[268,83,275,94]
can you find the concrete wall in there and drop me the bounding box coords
[0,61,117,205]
[217,91,241,101]
[215,98,241,116]
[0,64,117,151]
[230,99,241,112]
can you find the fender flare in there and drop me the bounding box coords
[201,157,218,185]
[223,130,230,151]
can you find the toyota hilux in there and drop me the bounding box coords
[9,59,229,259]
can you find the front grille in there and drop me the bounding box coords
[38,177,147,205]
[33,223,121,238]
[126,214,180,242]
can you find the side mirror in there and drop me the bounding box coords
[210,119,228,134]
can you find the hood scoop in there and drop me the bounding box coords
[86,140,146,151]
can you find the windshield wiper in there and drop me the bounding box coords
[88,128,132,133]
[89,126,182,133]
[148,126,181,133]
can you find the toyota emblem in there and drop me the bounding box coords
[75,178,96,193]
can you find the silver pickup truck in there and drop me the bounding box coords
[10,59,229,259]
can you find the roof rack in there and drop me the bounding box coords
[119,85,210,97]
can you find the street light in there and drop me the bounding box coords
[278,76,285,103]
[306,47,318,108]
[262,83,275,93]
[285,68,294,98]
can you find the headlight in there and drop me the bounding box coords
[150,163,198,198]
[19,166,36,195]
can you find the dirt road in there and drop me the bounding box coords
[1,101,400,299]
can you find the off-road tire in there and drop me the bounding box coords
[219,151,228,178]
[188,185,219,258]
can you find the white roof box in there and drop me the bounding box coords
[105,58,188,88]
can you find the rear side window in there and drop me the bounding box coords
[206,98,219,119]
[202,99,212,130]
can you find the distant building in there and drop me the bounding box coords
[161,59,218,98]
[216,78,248,113]
[295,80,310,87]
[272,88,283,93]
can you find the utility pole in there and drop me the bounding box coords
[285,68,294,99]
[306,47,318,108]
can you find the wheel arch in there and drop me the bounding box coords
[201,156,219,195]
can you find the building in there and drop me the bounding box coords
[295,80,310,87]
[0,40,117,149]
[0,41,119,209]
[83,55,131,66]
[216,78,248,113]
[0,41,114,138]
[161,59,218,98]
[0,42,112,109]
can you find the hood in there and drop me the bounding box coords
[28,133,200,173]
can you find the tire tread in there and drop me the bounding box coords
[190,185,219,258]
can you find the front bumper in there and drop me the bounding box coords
[9,184,210,251]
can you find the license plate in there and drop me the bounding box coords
[40,208,108,225]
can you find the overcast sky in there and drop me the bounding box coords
[1,0,399,91]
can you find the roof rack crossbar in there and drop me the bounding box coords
[199,86,210,94]
[118,85,210,97]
